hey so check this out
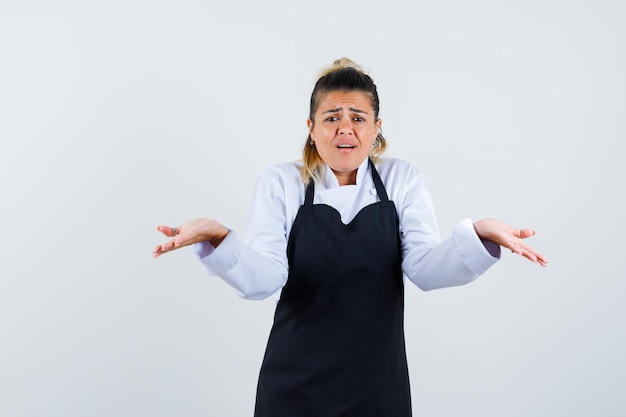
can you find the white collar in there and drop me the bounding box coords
[321,157,370,189]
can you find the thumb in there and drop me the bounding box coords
[157,225,178,238]
[517,229,536,239]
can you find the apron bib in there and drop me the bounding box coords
[254,159,411,417]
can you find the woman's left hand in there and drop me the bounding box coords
[473,218,547,267]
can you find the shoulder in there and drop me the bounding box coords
[258,160,304,183]
[374,157,424,182]
[374,158,432,205]
[253,160,306,196]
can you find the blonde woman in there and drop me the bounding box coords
[154,58,546,417]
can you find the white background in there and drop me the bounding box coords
[1,0,624,416]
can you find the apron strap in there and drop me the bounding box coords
[304,179,315,206]
[369,158,390,202]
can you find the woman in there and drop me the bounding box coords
[153,58,546,417]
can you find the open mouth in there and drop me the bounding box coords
[337,144,356,149]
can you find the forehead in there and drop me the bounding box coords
[316,91,373,112]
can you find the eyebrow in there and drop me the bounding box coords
[322,107,369,115]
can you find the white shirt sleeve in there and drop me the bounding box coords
[193,158,501,299]
[193,166,291,300]
[396,165,500,290]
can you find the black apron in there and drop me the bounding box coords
[254,159,411,417]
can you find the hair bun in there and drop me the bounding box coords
[320,57,364,76]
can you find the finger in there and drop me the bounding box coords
[534,252,548,267]
[157,225,179,238]
[152,239,178,258]
[517,239,548,267]
[516,229,536,239]
[508,241,536,261]
[152,244,171,258]
[508,241,524,256]
[521,250,538,264]
[517,245,548,267]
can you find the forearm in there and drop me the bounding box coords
[194,231,288,300]
[402,219,500,291]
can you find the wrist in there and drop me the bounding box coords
[208,223,229,248]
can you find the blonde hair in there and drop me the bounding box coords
[301,58,386,183]
[319,57,365,76]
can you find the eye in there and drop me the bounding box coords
[325,116,339,122]
[353,116,365,122]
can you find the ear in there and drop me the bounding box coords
[307,118,314,139]
[375,118,382,131]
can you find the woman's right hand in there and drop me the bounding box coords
[152,219,229,258]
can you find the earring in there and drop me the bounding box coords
[373,131,383,149]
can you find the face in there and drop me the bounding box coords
[308,91,382,185]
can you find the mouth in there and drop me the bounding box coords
[337,144,356,149]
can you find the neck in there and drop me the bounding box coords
[333,169,357,186]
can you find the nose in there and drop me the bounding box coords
[338,118,353,135]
